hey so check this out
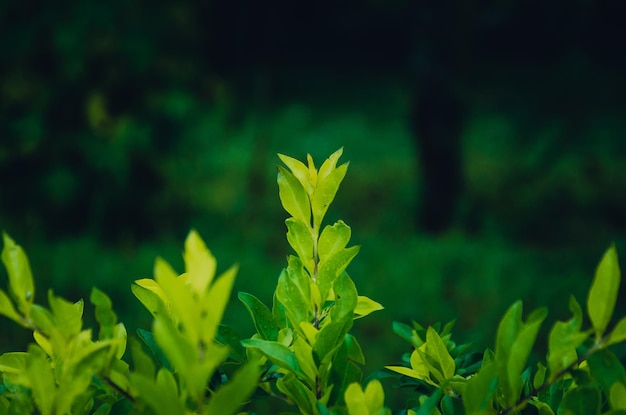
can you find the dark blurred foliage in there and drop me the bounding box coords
[2,0,626,402]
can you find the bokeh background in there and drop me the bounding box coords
[2,0,626,407]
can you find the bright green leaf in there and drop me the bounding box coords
[241,338,306,379]
[354,296,384,319]
[154,257,200,345]
[24,345,55,415]
[276,260,312,328]
[279,153,314,196]
[587,244,621,339]
[239,292,279,341]
[131,280,168,318]
[425,326,455,382]
[278,165,311,226]
[0,289,25,327]
[201,264,238,344]
[318,220,351,263]
[345,382,368,415]
[183,229,217,296]
[317,246,359,303]
[91,287,117,340]
[286,218,314,273]
[130,369,186,415]
[129,337,155,379]
[607,317,626,347]
[318,148,344,182]
[611,382,626,410]
[1,233,34,315]
[311,163,348,229]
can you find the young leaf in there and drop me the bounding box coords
[462,355,498,414]
[238,291,279,341]
[130,369,186,415]
[607,317,626,347]
[547,296,588,380]
[276,262,312,328]
[587,244,621,339]
[154,257,200,345]
[278,165,311,226]
[91,287,117,340]
[495,302,547,406]
[48,291,84,339]
[201,264,238,344]
[311,162,348,229]
[318,147,344,182]
[317,246,360,303]
[425,326,455,382]
[131,279,168,318]
[183,229,217,296]
[286,218,315,272]
[1,233,34,315]
[24,345,55,415]
[318,220,351,263]
[279,153,314,196]
[0,289,26,327]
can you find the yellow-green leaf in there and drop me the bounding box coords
[201,264,238,343]
[426,326,455,381]
[286,218,314,272]
[354,296,384,319]
[0,289,26,327]
[610,382,626,410]
[279,153,314,196]
[278,165,311,226]
[607,317,626,347]
[588,244,621,339]
[1,233,34,315]
[183,229,217,296]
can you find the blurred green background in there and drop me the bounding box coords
[1,0,626,402]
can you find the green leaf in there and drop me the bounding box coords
[560,385,601,415]
[204,362,260,415]
[278,165,311,226]
[610,382,626,410]
[317,246,360,304]
[415,388,444,415]
[329,335,364,405]
[330,272,358,322]
[318,220,351,263]
[0,289,25,327]
[425,326,455,382]
[463,355,498,414]
[547,297,588,380]
[238,292,279,341]
[154,257,200,345]
[314,322,349,365]
[48,291,84,338]
[607,317,626,346]
[495,301,547,406]
[534,362,547,390]
[201,264,238,344]
[276,259,312,328]
[1,233,34,315]
[276,373,317,415]
[311,162,348,229]
[286,218,315,273]
[137,328,173,372]
[586,348,626,396]
[241,338,306,379]
[90,287,117,340]
[130,368,186,415]
[318,148,344,183]
[131,280,167,318]
[129,337,155,379]
[587,244,621,339]
[183,229,217,296]
[279,153,314,196]
[354,296,384,319]
[216,324,246,363]
[24,345,55,415]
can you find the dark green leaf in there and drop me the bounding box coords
[560,385,601,415]
[137,328,172,372]
[276,373,317,415]
[586,348,626,396]
[241,338,306,379]
[238,291,279,341]
[216,324,246,363]
[204,362,260,415]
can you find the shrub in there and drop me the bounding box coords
[1,148,625,415]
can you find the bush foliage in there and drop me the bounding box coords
[1,149,626,414]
